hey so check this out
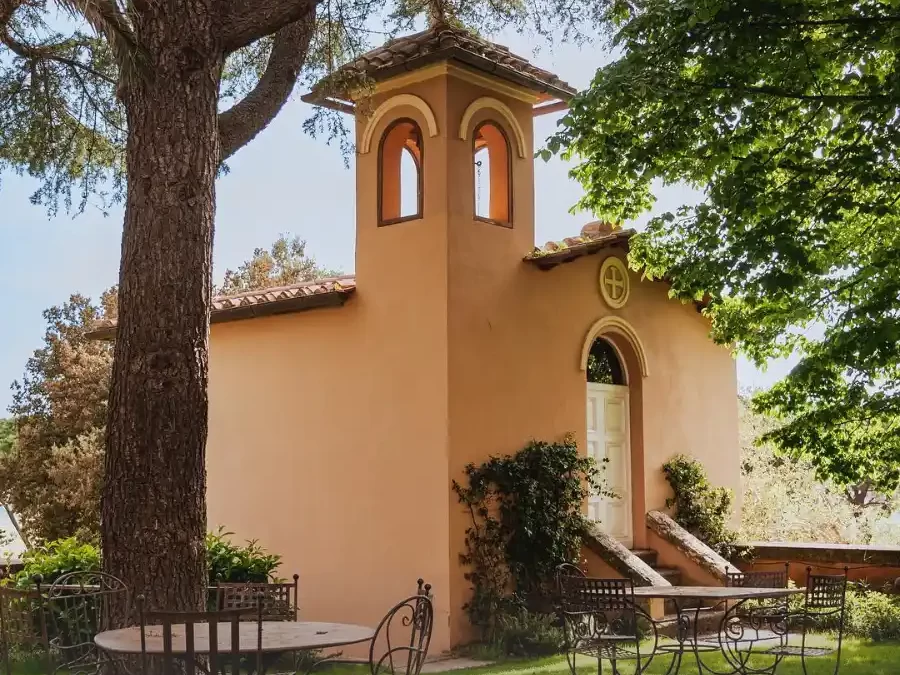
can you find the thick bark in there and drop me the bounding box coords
[101,0,222,620]
[218,0,318,53]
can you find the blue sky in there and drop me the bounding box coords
[0,28,795,414]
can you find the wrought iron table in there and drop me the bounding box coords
[631,586,805,675]
[95,621,375,673]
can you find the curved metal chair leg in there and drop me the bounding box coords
[565,649,577,675]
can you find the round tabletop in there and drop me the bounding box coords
[95,621,376,655]
[631,586,804,600]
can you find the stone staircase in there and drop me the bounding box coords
[629,547,724,633]
[582,514,733,631]
[630,548,682,586]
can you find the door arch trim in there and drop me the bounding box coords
[580,316,649,378]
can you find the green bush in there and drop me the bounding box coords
[482,606,564,658]
[205,528,282,583]
[662,455,739,558]
[11,537,100,588]
[845,589,900,642]
[8,530,282,588]
[495,608,563,657]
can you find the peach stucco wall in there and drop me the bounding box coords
[205,65,740,654]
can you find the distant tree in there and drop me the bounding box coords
[0,420,14,455]
[0,236,334,543]
[0,291,116,542]
[218,235,340,295]
[739,396,900,545]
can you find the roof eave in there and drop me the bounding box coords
[85,288,356,342]
[303,49,576,111]
[524,234,632,271]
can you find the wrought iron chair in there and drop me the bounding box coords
[0,586,50,675]
[726,564,790,591]
[720,564,792,665]
[763,567,849,675]
[367,579,434,675]
[557,574,652,675]
[46,571,131,675]
[216,574,300,621]
[556,563,587,581]
[138,594,263,675]
[726,564,791,618]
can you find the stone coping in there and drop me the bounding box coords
[646,510,731,582]
[734,541,900,567]
[582,522,669,587]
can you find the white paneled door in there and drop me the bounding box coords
[586,382,633,547]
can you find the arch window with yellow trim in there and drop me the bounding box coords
[472,121,512,227]
[378,118,423,226]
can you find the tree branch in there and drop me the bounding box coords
[218,0,320,53]
[58,0,138,66]
[218,13,315,162]
[1,28,118,85]
[0,0,20,27]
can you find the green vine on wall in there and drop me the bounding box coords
[662,454,740,558]
[452,435,610,644]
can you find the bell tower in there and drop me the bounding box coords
[304,22,574,647]
[303,21,574,291]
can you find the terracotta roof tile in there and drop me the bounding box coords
[306,23,576,103]
[86,276,357,340]
[525,224,634,270]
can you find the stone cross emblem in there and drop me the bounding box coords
[603,265,626,301]
[599,257,630,309]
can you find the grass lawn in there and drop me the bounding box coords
[449,640,900,675]
[8,640,897,674]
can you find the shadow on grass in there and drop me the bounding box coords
[6,641,899,675]
[428,639,900,675]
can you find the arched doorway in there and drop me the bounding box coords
[586,337,633,547]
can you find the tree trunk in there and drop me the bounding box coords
[101,2,222,620]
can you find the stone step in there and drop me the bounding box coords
[654,567,682,585]
[630,548,659,567]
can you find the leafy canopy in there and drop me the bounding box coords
[551,0,900,490]
[1,0,609,213]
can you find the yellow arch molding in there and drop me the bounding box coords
[360,94,439,155]
[458,97,527,159]
[580,316,650,378]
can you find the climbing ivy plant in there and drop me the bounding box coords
[662,454,739,558]
[453,435,610,641]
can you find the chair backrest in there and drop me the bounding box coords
[725,564,789,589]
[138,596,262,675]
[46,571,130,672]
[557,576,637,640]
[369,580,434,675]
[0,586,50,674]
[805,568,848,612]
[555,563,587,583]
[558,575,634,612]
[217,574,299,621]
